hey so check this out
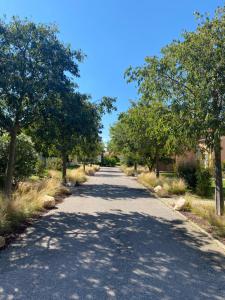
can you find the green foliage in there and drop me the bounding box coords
[0,17,83,194]
[120,155,137,167]
[46,157,62,171]
[0,17,82,132]
[124,6,225,213]
[176,162,197,190]
[0,133,38,181]
[110,101,188,175]
[75,138,103,165]
[196,167,212,197]
[101,156,118,167]
[35,158,46,177]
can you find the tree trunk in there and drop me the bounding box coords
[134,162,137,173]
[214,137,224,215]
[155,153,160,178]
[83,163,86,171]
[5,127,18,197]
[62,153,67,185]
[147,160,153,172]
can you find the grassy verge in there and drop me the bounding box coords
[122,165,225,240]
[137,172,186,196]
[161,194,225,239]
[0,177,67,236]
[0,164,100,239]
[48,164,100,184]
[47,168,87,185]
[120,165,148,176]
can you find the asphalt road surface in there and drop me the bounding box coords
[0,167,225,299]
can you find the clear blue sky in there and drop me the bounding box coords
[0,0,224,143]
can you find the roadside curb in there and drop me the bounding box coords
[159,197,225,254]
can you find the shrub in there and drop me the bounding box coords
[138,172,186,196]
[46,157,62,171]
[208,211,225,237]
[35,158,46,177]
[166,179,186,195]
[176,161,197,190]
[0,133,38,182]
[123,166,136,176]
[0,178,62,235]
[47,169,62,180]
[84,166,95,176]
[156,185,170,197]
[79,165,99,176]
[188,196,225,237]
[92,165,100,172]
[101,156,118,167]
[47,167,89,185]
[196,167,212,197]
[0,194,10,234]
[67,169,87,185]
[138,172,160,188]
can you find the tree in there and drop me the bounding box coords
[126,7,225,215]
[110,101,190,176]
[29,92,91,184]
[30,93,116,184]
[0,133,38,182]
[0,17,82,196]
[110,112,141,171]
[75,137,103,170]
[127,103,174,176]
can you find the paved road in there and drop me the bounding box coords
[0,167,225,300]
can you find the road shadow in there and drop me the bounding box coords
[72,183,154,200]
[0,211,225,299]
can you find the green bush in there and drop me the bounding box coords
[101,156,118,167]
[46,157,62,170]
[196,167,212,197]
[35,158,47,177]
[0,133,38,182]
[176,162,197,190]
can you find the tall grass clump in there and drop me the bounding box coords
[120,165,136,176]
[0,194,10,234]
[0,178,62,235]
[80,165,100,176]
[92,165,100,172]
[187,195,225,237]
[165,179,186,195]
[67,169,87,185]
[138,172,186,196]
[137,172,160,188]
[47,169,62,180]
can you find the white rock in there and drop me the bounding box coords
[154,185,162,193]
[174,197,187,211]
[42,195,56,209]
[0,236,5,249]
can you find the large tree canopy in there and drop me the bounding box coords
[110,101,191,176]
[125,7,225,214]
[0,17,83,195]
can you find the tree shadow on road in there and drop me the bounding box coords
[72,183,155,200]
[0,211,225,299]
